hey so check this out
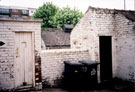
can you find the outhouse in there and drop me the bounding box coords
[71,6,135,82]
[0,18,42,89]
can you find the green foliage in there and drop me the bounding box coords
[54,7,83,28]
[32,2,58,28]
[33,2,83,29]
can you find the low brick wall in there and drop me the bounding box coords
[41,49,90,87]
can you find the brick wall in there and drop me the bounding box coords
[71,7,135,82]
[9,9,30,18]
[41,49,90,87]
[0,18,42,89]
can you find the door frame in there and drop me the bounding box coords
[14,32,35,87]
[99,36,113,81]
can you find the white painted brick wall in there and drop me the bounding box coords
[41,49,90,86]
[0,18,42,89]
[71,7,135,82]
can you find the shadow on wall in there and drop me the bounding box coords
[42,77,63,88]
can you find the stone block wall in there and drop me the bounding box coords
[0,18,42,89]
[71,7,135,82]
[41,49,90,87]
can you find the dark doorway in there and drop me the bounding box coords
[99,36,112,81]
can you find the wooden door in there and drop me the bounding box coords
[15,32,34,87]
[99,36,112,81]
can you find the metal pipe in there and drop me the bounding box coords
[134,0,135,10]
[124,0,126,10]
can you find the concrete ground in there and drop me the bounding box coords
[31,78,134,92]
[30,88,134,92]
[1,78,133,92]
[31,88,119,92]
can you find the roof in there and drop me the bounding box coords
[63,24,74,32]
[63,24,73,29]
[0,17,42,22]
[86,6,135,21]
[119,11,135,21]
[0,5,37,10]
[41,28,70,46]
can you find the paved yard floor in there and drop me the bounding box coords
[30,88,134,92]
[1,78,133,92]
[31,79,134,92]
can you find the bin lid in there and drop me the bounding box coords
[79,61,100,65]
[64,61,83,66]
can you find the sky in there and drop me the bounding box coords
[0,0,134,13]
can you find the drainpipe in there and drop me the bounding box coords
[134,0,135,10]
[124,0,126,10]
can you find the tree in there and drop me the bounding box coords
[32,2,58,28]
[33,3,83,29]
[53,7,83,28]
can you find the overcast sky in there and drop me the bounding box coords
[0,0,134,13]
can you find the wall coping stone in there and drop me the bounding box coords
[0,17,42,22]
[41,49,89,54]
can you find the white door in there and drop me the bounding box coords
[15,32,34,87]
